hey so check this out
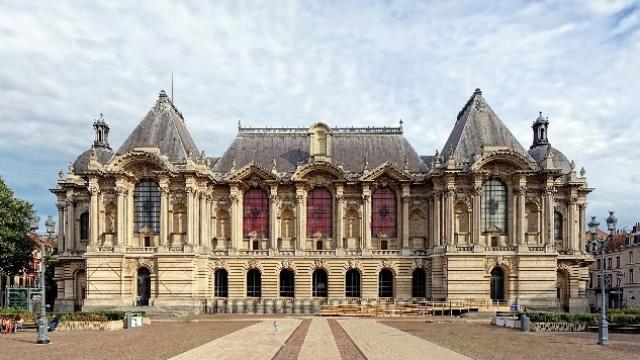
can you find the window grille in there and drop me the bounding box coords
[482,180,507,232]
[372,187,397,237]
[134,181,160,232]
[243,189,269,237]
[307,188,332,237]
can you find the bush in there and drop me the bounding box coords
[521,311,640,326]
[0,307,36,320]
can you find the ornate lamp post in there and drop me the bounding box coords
[35,215,55,344]
[589,212,617,346]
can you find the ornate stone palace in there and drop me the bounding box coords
[51,89,593,313]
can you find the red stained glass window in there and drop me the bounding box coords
[372,187,397,237]
[307,188,332,237]
[243,189,269,237]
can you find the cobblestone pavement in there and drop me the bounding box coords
[298,318,342,360]
[273,319,311,360]
[170,319,301,360]
[338,319,472,360]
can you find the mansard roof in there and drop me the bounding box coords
[528,144,572,174]
[73,147,113,174]
[116,90,199,164]
[212,125,428,174]
[441,89,532,165]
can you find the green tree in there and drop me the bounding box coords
[0,175,35,277]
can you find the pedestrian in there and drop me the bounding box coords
[272,320,279,335]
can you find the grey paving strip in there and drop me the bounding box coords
[298,318,342,360]
[328,319,367,360]
[271,319,311,360]
[338,319,473,360]
[169,319,301,360]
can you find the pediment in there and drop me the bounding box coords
[291,162,345,181]
[228,162,278,182]
[471,148,535,172]
[359,162,411,182]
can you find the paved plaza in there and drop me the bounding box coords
[0,317,638,359]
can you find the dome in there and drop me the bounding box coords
[73,147,113,174]
[528,144,572,174]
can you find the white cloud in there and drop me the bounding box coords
[0,0,638,228]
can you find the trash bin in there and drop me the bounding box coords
[131,314,142,328]
[521,315,530,332]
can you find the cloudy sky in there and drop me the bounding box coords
[0,0,638,229]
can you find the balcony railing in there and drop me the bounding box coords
[371,250,402,256]
[126,247,157,253]
[238,249,269,256]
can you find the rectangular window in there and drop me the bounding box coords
[631,252,634,264]
[608,258,612,269]
[631,269,635,284]
[597,259,601,269]
[616,256,620,268]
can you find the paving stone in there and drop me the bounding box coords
[298,318,342,360]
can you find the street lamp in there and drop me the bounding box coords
[35,215,55,345]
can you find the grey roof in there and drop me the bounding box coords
[73,147,113,174]
[528,144,572,174]
[116,90,199,164]
[213,127,428,173]
[441,89,532,164]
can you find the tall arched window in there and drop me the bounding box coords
[554,212,563,240]
[345,269,361,297]
[214,269,228,297]
[307,188,332,237]
[312,268,328,297]
[481,180,507,233]
[372,187,397,237]
[412,268,426,298]
[136,267,151,306]
[243,189,269,237]
[79,211,89,240]
[134,180,161,232]
[247,269,261,297]
[490,267,505,301]
[378,269,394,297]
[279,269,295,297]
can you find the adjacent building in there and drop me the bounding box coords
[50,89,593,313]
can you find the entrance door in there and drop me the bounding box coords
[137,268,151,306]
[490,267,505,301]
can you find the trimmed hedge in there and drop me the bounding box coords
[0,309,146,322]
[520,311,640,326]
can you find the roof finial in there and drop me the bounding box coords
[68,162,75,176]
[399,119,403,130]
[238,120,241,130]
[570,160,575,170]
[403,155,409,172]
[363,156,369,172]
[231,158,236,172]
[58,169,64,180]
[272,157,277,173]
[474,88,482,95]
[580,166,586,177]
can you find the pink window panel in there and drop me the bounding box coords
[243,189,269,237]
[372,187,397,237]
[307,188,332,237]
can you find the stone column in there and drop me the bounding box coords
[443,186,454,245]
[432,190,441,247]
[472,182,482,245]
[57,202,66,250]
[568,198,578,251]
[199,192,206,246]
[578,203,586,252]
[115,185,127,246]
[544,185,555,245]
[401,185,410,249]
[186,186,196,245]
[269,186,278,249]
[335,185,344,249]
[88,179,100,245]
[65,196,75,250]
[362,185,372,249]
[295,186,307,250]
[516,183,526,246]
[159,180,169,246]
[229,185,242,250]
[127,184,134,245]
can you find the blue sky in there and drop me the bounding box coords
[0,0,639,230]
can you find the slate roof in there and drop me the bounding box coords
[73,147,113,174]
[441,89,532,165]
[528,144,572,174]
[213,127,428,173]
[116,90,199,164]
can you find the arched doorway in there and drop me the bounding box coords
[557,270,570,312]
[490,267,505,302]
[378,269,394,298]
[345,269,361,298]
[312,269,328,297]
[214,269,228,298]
[279,269,295,298]
[412,268,426,298]
[136,267,151,306]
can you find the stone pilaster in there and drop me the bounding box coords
[335,185,344,249]
[57,202,66,250]
[88,179,100,245]
[401,184,410,249]
[516,178,527,246]
[115,183,127,246]
[159,179,169,246]
[269,186,278,249]
[362,185,372,249]
[443,185,454,245]
[65,195,75,250]
[472,181,482,245]
[127,183,134,245]
[432,190,441,247]
[544,184,555,245]
[199,192,206,246]
[186,185,196,245]
[229,185,242,249]
[295,185,307,250]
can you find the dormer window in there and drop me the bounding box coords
[308,123,332,162]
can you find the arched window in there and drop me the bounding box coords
[345,269,361,298]
[214,269,228,298]
[247,269,261,297]
[312,269,328,297]
[481,180,507,233]
[378,269,394,297]
[134,180,161,232]
[554,212,563,240]
[136,267,151,306]
[279,269,295,297]
[372,187,397,237]
[412,268,426,298]
[490,267,505,301]
[79,211,89,240]
[307,188,332,237]
[243,189,269,237]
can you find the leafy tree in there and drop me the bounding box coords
[0,175,35,277]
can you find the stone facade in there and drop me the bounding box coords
[50,89,593,313]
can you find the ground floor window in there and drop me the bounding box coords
[247,269,261,297]
[214,269,228,297]
[345,269,361,297]
[412,268,426,298]
[378,269,394,297]
[312,269,328,297]
[279,269,295,297]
